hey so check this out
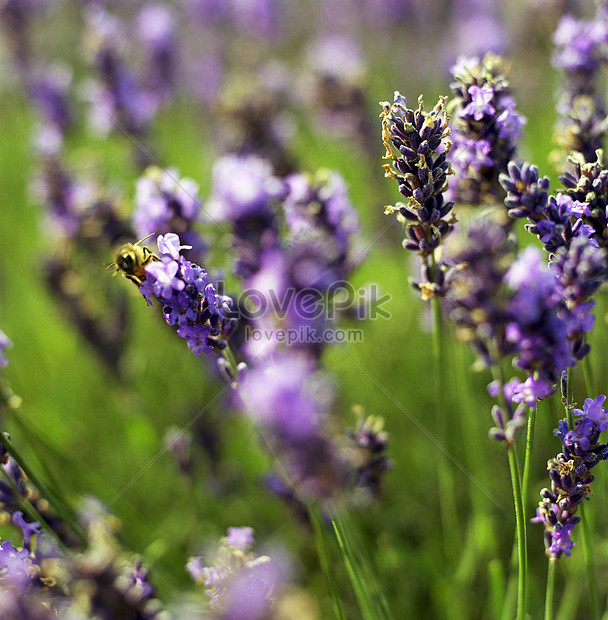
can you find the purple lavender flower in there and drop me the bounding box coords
[136,3,177,106]
[0,331,12,369]
[448,54,526,206]
[532,394,608,558]
[550,236,606,360]
[552,9,608,162]
[133,166,206,262]
[304,35,374,152]
[446,216,517,366]
[83,5,157,137]
[500,159,600,261]
[207,155,284,279]
[381,92,455,255]
[380,92,455,298]
[347,413,391,503]
[560,151,608,251]
[0,540,38,593]
[239,351,346,497]
[504,246,573,385]
[224,527,255,551]
[239,352,319,439]
[26,65,73,136]
[139,233,234,358]
[188,527,286,619]
[0,0,51,71]
[283,169,361,279]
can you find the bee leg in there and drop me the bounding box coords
[123,273,143,286]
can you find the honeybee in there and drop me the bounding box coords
[107,234,159,286]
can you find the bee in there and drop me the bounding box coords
[107,234,159,286]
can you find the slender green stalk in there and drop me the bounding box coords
[522,404,537,517]
[508,445,527,620]
[309,504,347,620]
[430,256,459,560]
[331,510,394,620]
[331,511,383,620]
[488,357,527,618]
[0,432,86,545]
[582,354,594,397]
[521,403,536,616]
[545,558,556,620]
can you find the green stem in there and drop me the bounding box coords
[508,446,527,620]
[430,270,458,562]
[522,405,537,518]
[544,558,556,620]
[309,504,347,620]
[0,432,86,545]
[582,354,594,396]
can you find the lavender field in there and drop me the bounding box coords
[1,1,608,618]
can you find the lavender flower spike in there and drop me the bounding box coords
[139,233,235,358]
[532,395,608,558]
[380,92,455,257]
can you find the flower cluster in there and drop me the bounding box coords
[283,169,362,282]
[552,8,608,163]
[207,154,285,280]
[214,65,296,177]
[447,217,587,440]
[0,331,11,369]
[532,395,608,558]
[187,527,285,619]
[139,234,235,358]
[209,156,361,360]
[239,351,347,498]
[380,92,454,298]
[83,5,156,137]
[134,166,206,263]
[0,507,165,619]
[500,154,608,359]
[346,411,391,503]
[381,92,454,257]
[447,53,525,206]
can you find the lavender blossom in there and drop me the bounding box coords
[550,236,607,360]
[381,92,455,255]
[139,233,234,358]
[215,68,295,176]
[26,65,73,136]
[0,331,12,369]
[447,53,526,206]
[504,246,572,394]
[239,351,346,498]
[136,3,177,106]
[133,166,206,262]
[532,395,608,558]
[552,8,608,163]
[304,36,374,152]
[283,169,361,284]
[83,5,156,137]
[207,155,284,279]
[188,527,286,619]
[347,412,391,503]
[560,151,608,252]
[500,159,597,256]
[447,218,578,440]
